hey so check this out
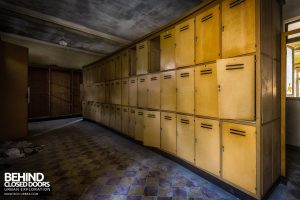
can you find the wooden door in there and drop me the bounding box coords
[148,73,161,109]
[137,75,148,108]
[144,110,160,148]
[135,109,144,141]
[161,112,177,154]
[161,70,176,111]
[121,79,129,106]
[121,107,129,135]
[136,41,149,75]
[129,77,137,106]
[160,29,176,71]
[121,50,130,78]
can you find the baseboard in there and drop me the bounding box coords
[29,114,82,122]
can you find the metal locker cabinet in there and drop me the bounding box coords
[136,41,149,75]
[195,63,219,117]
[82,101,87,118]
[95,83,100,102]
[115,54,122,79]
[137,75,148,108]
[222,122,256,194]
[160,29,175,71]
[128,108,136,138]
[93,102,98,121]
[147,74,161,109]
[100,104,105,124]
[177,114,195,163]
[121,107,129,135]
[222,0,256,58]
[105,82,110,103]
[99,82,105,103]
[121,50,129,78]
[177,67,195,114]
[97,65,102,82]
[110,81,115,104]
[115,106,122,132]
[217,55,255,120]
[109,58,116,80]
[175,18,195,68]
[195,4,220,63]
[135,109,144,141]
[129,77,137,106]
[96,102,102,123]
[109,105,116,129]
[104,104,110,126]
[114,80,122,105]
[143,110,160,148]
[161,112,176,154]
[195,118,220,176]
[161,71,176,111]
[121,79,129,106]
[129,48,137,76]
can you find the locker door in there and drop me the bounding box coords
[175,18,195,67]
[217,55,255,120]
[136,41,149,75]
[160,29,175,71]
[114,80,122,105]
[115,106,122,132]
[97,65,102,82]
[99,82,105,103]
[195,118,220,176]
[177,114,195,163]
[110,81,115,104]
[100,63,106,81]
[129,77,137,106]
[95,83,100,102]
[195,4,220,63]
[82,101,86,118]
[135,109,144,141]
[129,48,137,76]
[104,104,110,126]
[137,75,148,108]
[128,108,136,138]
[195,63,218,117]
[161,112,176,154]
[105,82,110,103]
[222,122,256,194]
[144,110,160,148]
[161,71,176,111]
[121,50,129,78]
[109,105,116,129]
[148,74,161,109]
[121,79,129,106]
[121,107,129,135]
[177,67,195,114]
[96,103,102,123]
[109,58,116,80]
[115,55,122,79]
[222,0,256,58]
[93,102,97,121]
[101,104,105,124]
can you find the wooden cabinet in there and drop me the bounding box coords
[121,79,129,106]
[147,73,160,109]
[136,41,149,75]
[144,110,160,148]
[195,63,218,117]
[161,112,176,154]
[196,4,220,63]
[135,109,144,141]
[129,77,137,106]
[114,80,122,105]
[177,67,195,114]
[160,29,175,71]
[128,108,136,138]
[121,50,130,78]
[115,54,122,79]
[222,122,256,194]
[195,118,220,176]
[175,18,195,67]
[109,105,116,129]
[217,55,255,120]
[137,75,148,108]
[222,0,256,58]
[115,106,122,132]
[161,70,176,111]
[121,107,129,135]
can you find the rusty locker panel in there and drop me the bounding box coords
[109,105,116,129]
[105,82,110,103]
[121,78,129,106]
[148,73,161,109]
[177,67,195,114]
[128,108,136,138]
[160,29,175,71]
[115,54,122,79]
[195,63,219,117]
[114,79,122,105]
[138,75,148,108]
[136,41,149,75]
[161,112,177,154]
[129,77,137,106]
[196,4,220,63]
[161,70,176,111]
[175,18,195,67]
[144,110,160,148]
[222,0,256,58]
[115,106,122,132]
[121,50,130,78]
[121,107,129,135]
[135,109,144,141]
[217,55,255,120]
[177,114,195,163]
[195,118,220,176]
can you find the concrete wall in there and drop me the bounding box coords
[286,98,300,147]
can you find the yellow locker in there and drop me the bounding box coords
[144,110,160,148]
[110,81,115,104]
[135,109,144,141]
[99,82,105,103]
[103,61,109,81]
[109,105,116,129]
[100,104,105,124]
[177,114,195,163]
[222,0,256,58]
[161,112,176,154]
[160,29,175,71]
[104,104,110,126]
[222,122,256,194]
[195,118,220,176]
[109,58,116,80]
[177,67,195,114]
[121,107,129,135]
[82,101,87,118]
[161,71,176,111]
[114,80,122,105]
[128,108,136,138]
[121,50,129,78]
[195,63,218,117]
[96,102,102,123]
[137,75,148,108]
[147,73,160,109]
[105,82,110,103]
[175,18,195,67]
[92,102,98,121]
[129,77,137,106]
[121,79,129,106]
[96,65,102,82]
[136,41,149,75]
[95,83,100,102]
[195,4,220,63]
[115,54,122,79]
[129,48,137,76]
[115,106,122,132]
[217,55,255,120]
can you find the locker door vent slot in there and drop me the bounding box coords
[225,64,244,70]
[180,72,190,77]
[229,129,246,136]
[201,13,213,22]
[200,69,212,75]
[148,114,156,118]
[164,116,172,120]
[139,45,145,49]
[164,34,172,39]
[229,0,245,8]
[138,112,144,115]
[180,25,189,32]
[200,123,212,129]
[163,75,172,79]
[151,77,158,81]
[140,79,145,82]
[180,119,190,124]
[130,80,136,83]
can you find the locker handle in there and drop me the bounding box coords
[180,25,189,32]
[163,75,172,79]
[201,13,213,22]
[225,64,244,70]
[163,34,172,39]
[180,119,190,124]
[229,129,246,136]
[200,69,212,75]
[164,116,172,120]
[200,123,212,129]
[180,72,190,77]
[229,0,245,8]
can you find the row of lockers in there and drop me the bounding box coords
[82,101,256,194]
[84,0,256,83]
[83,55,255,121]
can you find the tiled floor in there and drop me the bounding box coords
[1,119,300,200]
